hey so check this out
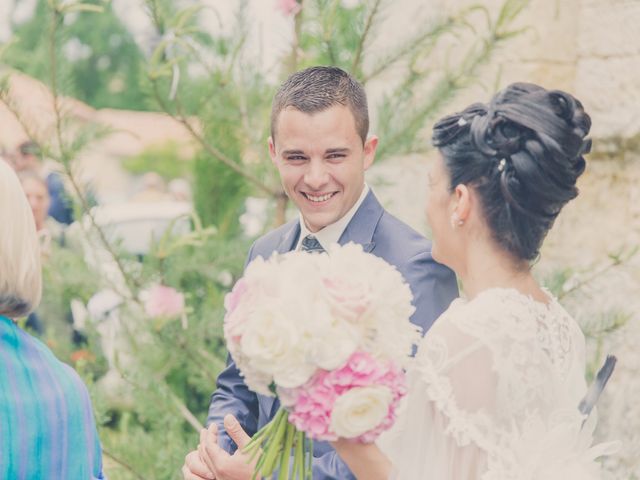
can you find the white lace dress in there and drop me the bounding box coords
[378,288,616,480]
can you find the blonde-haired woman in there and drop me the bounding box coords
[0,159,104,479]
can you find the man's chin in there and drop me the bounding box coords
[301,212,336,233]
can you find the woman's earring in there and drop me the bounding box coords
[450,212,464,228]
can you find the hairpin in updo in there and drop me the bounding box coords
[497,158,507,172]
[457,117,468,127]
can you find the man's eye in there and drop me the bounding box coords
[327,153,345,160]
[287,156,306,161]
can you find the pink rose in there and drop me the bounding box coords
[275,0,301,16]
[224,278,248,315]
[144,284,185,318]
[223,279,251,344]
[322,277,372,323]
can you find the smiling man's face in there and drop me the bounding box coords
[269,105,377,233]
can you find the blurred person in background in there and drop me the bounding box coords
[168,177,193,203]
[18,169,67,337]
[18,169,66,255]
[14,140,75,225]
[0,159,104,479]
[131,171,172,202]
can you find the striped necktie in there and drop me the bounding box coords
[301,234,325,253]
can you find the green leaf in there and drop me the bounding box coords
[173,5,206,31]
[59,3,105,14]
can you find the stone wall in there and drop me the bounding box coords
[369,2,640,476]
[399,0,640,140]
[577,0,640,139]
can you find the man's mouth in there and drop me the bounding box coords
[302,192,337,203]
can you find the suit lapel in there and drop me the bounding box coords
[276,221,301,254]
[338,190,384,253]
[273,191,383,254]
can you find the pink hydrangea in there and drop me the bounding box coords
[282,351,407,442]
[144,284,185,318]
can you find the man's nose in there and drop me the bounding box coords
[303,160,329,190]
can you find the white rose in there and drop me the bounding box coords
[310,326,358,370]
[325,243,419,366]
[272,356,316,389]
[240,300,316,388]
[305,300,358,370]
[321,275,373,322]
[243,368,275,397]
[330,386,393,438]
[240,306,291,364]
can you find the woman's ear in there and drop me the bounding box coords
[453,184,471,222]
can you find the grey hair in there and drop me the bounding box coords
[0,159,42,318]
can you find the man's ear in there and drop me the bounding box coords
[363,135,378,170]
[268,136,277,165]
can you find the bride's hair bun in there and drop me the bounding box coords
[432,82,591,261]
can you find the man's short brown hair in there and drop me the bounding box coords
[270,66,369,144]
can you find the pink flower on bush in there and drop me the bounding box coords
[282,351,407,442]
[275,0,301,16]
[144,284,185,318]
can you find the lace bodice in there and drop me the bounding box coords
[378,288,615,480]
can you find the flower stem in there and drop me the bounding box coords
[246,408,313,479]
[277,422,296,480]
[305,436,314,479]
[293,431,305,478]
[258,409,289,476]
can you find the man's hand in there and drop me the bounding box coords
[198,414,260,480]
[182,448,216,480]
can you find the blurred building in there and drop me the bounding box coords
[0,70,198,203]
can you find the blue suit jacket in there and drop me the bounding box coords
[207,191,458,479]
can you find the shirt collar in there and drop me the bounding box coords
[297,184,370,251]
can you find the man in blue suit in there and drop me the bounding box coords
[183,66,458,480]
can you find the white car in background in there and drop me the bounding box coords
[84,200,192,255]
[71,200,192,285]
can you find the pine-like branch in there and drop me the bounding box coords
[46,3,142,298]
[150,80,280,198]
[351,0,382,74]
[102,449,147,480]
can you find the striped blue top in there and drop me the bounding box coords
[0,315,104,479]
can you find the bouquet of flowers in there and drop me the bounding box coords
[223,243,421,478]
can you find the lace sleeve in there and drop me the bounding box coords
[378,290,617,480]
[378,299,502,479]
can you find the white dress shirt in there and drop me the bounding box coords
[296,184,370,251]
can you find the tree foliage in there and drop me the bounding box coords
[0,0,542,478]
[3,0,148,110]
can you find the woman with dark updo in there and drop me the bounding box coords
[331,83,617,479]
